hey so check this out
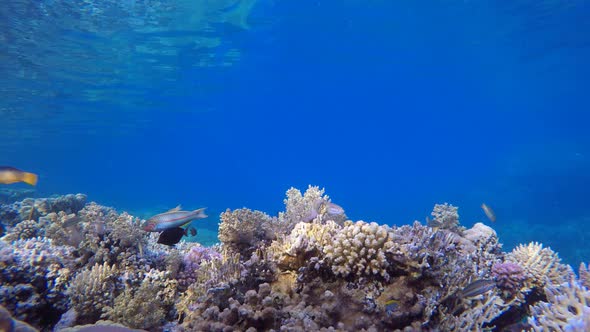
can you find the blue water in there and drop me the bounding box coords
[2,0,589,265]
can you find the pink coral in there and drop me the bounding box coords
[491,262,527,297]
[177,245,221,289]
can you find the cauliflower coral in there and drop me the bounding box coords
[323,220,394,280]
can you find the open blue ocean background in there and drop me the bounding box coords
[2,0,589,266]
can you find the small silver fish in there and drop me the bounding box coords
[303,199,345,222]
[142,205,207,232]
[325,202,344,215]
[481,203,496,222]
[62,215,81,228]
[459,279,496,298]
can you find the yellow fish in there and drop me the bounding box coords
[0,166,38,186]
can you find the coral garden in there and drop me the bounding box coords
[0,186,589,331]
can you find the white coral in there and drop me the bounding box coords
[323,221,394,279]
[286,220,340,256]
[529,279,590,332]
[507,242,574,288]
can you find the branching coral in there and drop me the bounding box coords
[73,204,148,269]
[270,220,341,270]
[218,208,276,256]
[277,185,347,231]
[103,280,166,330]
[43,212,84,247]
[529,279,590,331]
[385,222,464,279]
[506,242,574,289]
[177,245,222,290]
[278,186,326,229]
[176,251,243,320]
[67,262,119,324]
[428,203,460,232]
[438,292,511,331]
[580,263,590,289]
[323,220,394,280]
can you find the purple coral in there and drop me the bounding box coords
[177,245,221,289]
[491,262,527,297]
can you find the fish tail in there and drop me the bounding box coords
[194,208,208,219]
[21,172,38,186]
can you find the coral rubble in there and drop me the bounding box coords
[0,187,588,331]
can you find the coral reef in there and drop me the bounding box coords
[0,188,588,332]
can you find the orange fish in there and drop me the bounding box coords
[0,166,38,186]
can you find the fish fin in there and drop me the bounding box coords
[167,205,182,212]
[21,172,38,186]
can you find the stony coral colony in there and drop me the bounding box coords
[0,187,588,332]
